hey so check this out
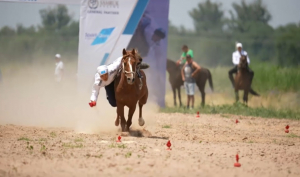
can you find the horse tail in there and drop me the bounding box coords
[249,88,260,96]
[207,69,214,92]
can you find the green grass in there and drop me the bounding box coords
[125,152,132,158]
[38,138,47,141]
[160,102,300,120]
[287,133,300,138]
[108,143,127,149]
[62,143,83,148]
[209,63,300,93]
[18,137,31,141]
[74,138,84,142]
[162,125,171,128]
[50,132,56,138]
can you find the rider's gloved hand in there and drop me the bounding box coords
[89,101,96,107]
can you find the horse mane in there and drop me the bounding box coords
[166,59,179,70]
[238,55,248,70]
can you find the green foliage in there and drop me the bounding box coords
[161,102,300,120]
[39,5,71,32]
[227,0,271,33]
[276,23,300,66]
[0,5,78,65]
[189,0,224,33]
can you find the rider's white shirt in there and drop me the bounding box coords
[90,57,122,101]
[232,50,250,65]
[54,61,64,82]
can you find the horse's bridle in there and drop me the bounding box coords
[122,57,136,78]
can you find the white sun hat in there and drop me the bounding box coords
[236,43,243,48]
[55,54,61,58]
[97,65,108,76]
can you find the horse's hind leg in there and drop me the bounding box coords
[177,87,182,107]
[172,86,177,106]
[243,90,249,105]
[199,84,205,107]
[117,105,126,132]
[126,105,137,131]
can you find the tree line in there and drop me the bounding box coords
[0,0,299,67]
[169,0,300,67]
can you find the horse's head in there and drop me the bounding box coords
[239,55,248,69]
[122,48,138,85]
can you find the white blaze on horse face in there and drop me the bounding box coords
[128,57,134,79]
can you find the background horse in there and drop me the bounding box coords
[114,49,148,132]
[234,55,259,104]
[166,59,213,107]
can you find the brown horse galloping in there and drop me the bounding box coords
[234,55,259,104]
[114,49,148,132]
[166,59,213,107]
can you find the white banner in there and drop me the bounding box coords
[77,0,148,91]
[78,0,169,107]
[0,0,80,4]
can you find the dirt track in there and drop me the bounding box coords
[1,113,300,177]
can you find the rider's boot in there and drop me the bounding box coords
[136,62,149,90]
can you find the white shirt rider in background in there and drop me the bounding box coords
[54,54,64,82]
[228,43,254,87]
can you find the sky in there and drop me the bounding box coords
[0,0,300,30]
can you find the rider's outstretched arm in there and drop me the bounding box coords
[90,73,101,102]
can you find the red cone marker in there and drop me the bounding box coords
[285,125,289,133]
[196,111,200,118]
[236,119,239,124]
[234,154,241,167]
[116,135,121,142]
[166,140,172,150]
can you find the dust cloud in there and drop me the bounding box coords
[0,60,159,134]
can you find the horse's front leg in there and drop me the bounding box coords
[126,104,137,131]
[117,104,126,132]
[114,108,119,126]
[235,89,239,102]
[177,87,182,107]
[243,90,249,105]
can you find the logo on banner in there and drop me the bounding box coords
[88,0,119,9]
[99,1,119,8]
[88,0,98,9]
[91,27,115,46]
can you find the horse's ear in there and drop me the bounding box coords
[131,48,136,55]
[122,48,127,56]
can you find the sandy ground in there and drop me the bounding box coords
[0,113,300,177]
[0,62,300,177]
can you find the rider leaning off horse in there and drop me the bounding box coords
[89,51,149,107]
[229,43,254,87]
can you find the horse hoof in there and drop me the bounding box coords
[138,118,145,126]
[115,120,119,126]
